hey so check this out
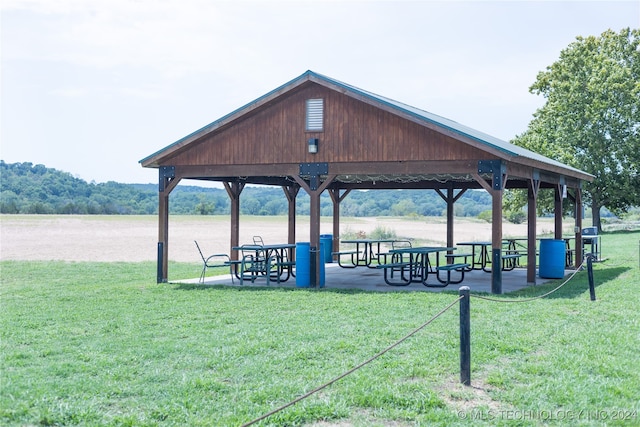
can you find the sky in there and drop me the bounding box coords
[2,0,639,185]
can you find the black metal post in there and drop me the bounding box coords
[310,246,317,288]
[587,254,596,301]
[459,286,471,386]
[157,242,164,284]
[491,249,502,294]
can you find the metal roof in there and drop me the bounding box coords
[306,71,589,177]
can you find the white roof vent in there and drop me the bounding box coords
[306,98,324,131]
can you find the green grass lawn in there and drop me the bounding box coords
[2,232,639,426]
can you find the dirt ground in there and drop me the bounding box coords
[0,215,564,263]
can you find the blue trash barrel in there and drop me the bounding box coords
[320,234,333,263]
[296,242,325,288]
[296,242,310,287]
[539,239,565,279]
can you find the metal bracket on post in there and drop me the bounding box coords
[532,169,540,188]
[558,176,567,200]
[478,160,505,190]
[299,163,329,191]
[159,166,175,192]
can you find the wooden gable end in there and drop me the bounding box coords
[164,82,488,167]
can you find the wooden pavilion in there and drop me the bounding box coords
[140,70,593,293]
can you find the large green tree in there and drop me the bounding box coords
[512,28,640,231]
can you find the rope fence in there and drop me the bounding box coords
[241,296,463,427]
[472,259,586,303]
[241,255,600,426]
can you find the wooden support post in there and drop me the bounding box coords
[527,176,540,284]
[472,164,504,294]
[158,191,169,283]
[436,185,466,252]
[331,196,339,262]
[575,188,583,266]
[555,184,563,240]
[491,189,503,294]
[224,182,244,262]
[157,167,180,283]
[445,186,455,250]
[283,185,300,255]
[293,173,336,288]
[309,190,321,287]
[329,188,351,263]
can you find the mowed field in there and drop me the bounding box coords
[0,214,568,263]
[2,215,639,426]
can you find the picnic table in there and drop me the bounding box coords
[457,241,526,272]
[507,237,580,267]
[377,246,468,287]
[456,242,492,271]
[506,237,584,268]
[232,243,296,284]
[335,239,396,268]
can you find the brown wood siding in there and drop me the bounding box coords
[165,83,487,167]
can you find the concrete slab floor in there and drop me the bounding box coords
[175,263,563,294]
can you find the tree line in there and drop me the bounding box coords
[0,161,494,217]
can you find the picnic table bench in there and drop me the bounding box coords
[376,259,471,287]
[376,261,413,286]
[434,262,471,286]
[331,250,362,268]
[501,251,525,271]
[446,253,473,271]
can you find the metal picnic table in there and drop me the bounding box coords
[337,238,396,268]
[381,246,464,287]
[232,243,296,284]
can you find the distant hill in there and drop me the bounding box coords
[1,161,156,214]
[0,161,492,216]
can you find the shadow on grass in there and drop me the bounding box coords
[172,282,373,295]
[498,266,631,300]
